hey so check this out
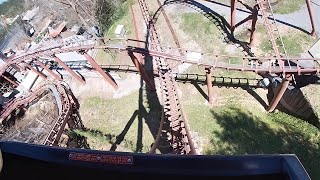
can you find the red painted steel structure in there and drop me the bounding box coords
[130,3,156,91]
[53,56,86,85]
[230,0,237,33]
[83,53,119,90]
[24,62,47,79]
[0,0,316,117]
[35,60,63,81]
[267,77,291,112]
[155,0,182,54]
[0,0,317,151]
[1,41,319,76]
[249,5,259,47]
[206,68,213,105]
[128,52,156,91]
[1,75,18,87]
[305,0,316,36]
[138,0,196,154]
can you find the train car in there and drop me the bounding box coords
[0,141,310,179]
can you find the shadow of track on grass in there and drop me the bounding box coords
[207,107,320,179]
[66,130,91,149]
[110,110,139,151]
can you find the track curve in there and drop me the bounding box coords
[0,81,79,146]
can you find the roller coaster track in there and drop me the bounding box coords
[138,0,196,154]
[0,81,78,146]
[256,0,289,68]
[0,0,317,155]
[0,38,319,83]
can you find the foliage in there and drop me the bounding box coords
[95,0,128,33]
[0,0,25,41]
[0,0,25,17]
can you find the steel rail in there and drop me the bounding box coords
[0,42,319,78]
[138,0,196,154]
[0,81,77,146]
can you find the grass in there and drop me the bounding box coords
[302,84,320,122]
[272,0,305,14]
[96,1,134,66]
[260,29,314,56]
[179,82,320,179]
[77,87,161,153]
[104,1,133,38]
[180,13,224,52]
[0,0,25,17]
[183,64,257,80]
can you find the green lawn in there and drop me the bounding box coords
[271,0,305,14]
[183,64,257,80]
[180,12,226,53]
[0,0,25,17]
[179,82,320,179]
[95,0,134,65]
[259,27,315,56]
[104,1,134,38]
[76,87,161,153]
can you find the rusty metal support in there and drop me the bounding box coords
[267,77,290,112]
[53,56,86,85]
[231,0,237,33]
[305,0,316,36]
[35,60,62,81]
[235,15,252,29]
[83,53,118,90]
[24,62,47,79]
[53,115,70,146]
[1,75,18,87]
[206,68,213,104]
[128,51,156,91]
[13,63,24,71]
[250,5,259,47]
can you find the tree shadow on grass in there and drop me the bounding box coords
[207,107,320,179]
[66,130,91,149]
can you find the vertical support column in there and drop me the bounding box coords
[128,51,156,91]
[231,0,237,33]
[13,63,24,71]
[305,0,316,36]
[24,62,47,79]
[206,68,213,105]
[1,75,19,87]
[250,5,259,47]
[53,56,86,85]
[35,60,62,81]
[267,77,290,112]
[83,53,118,90]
